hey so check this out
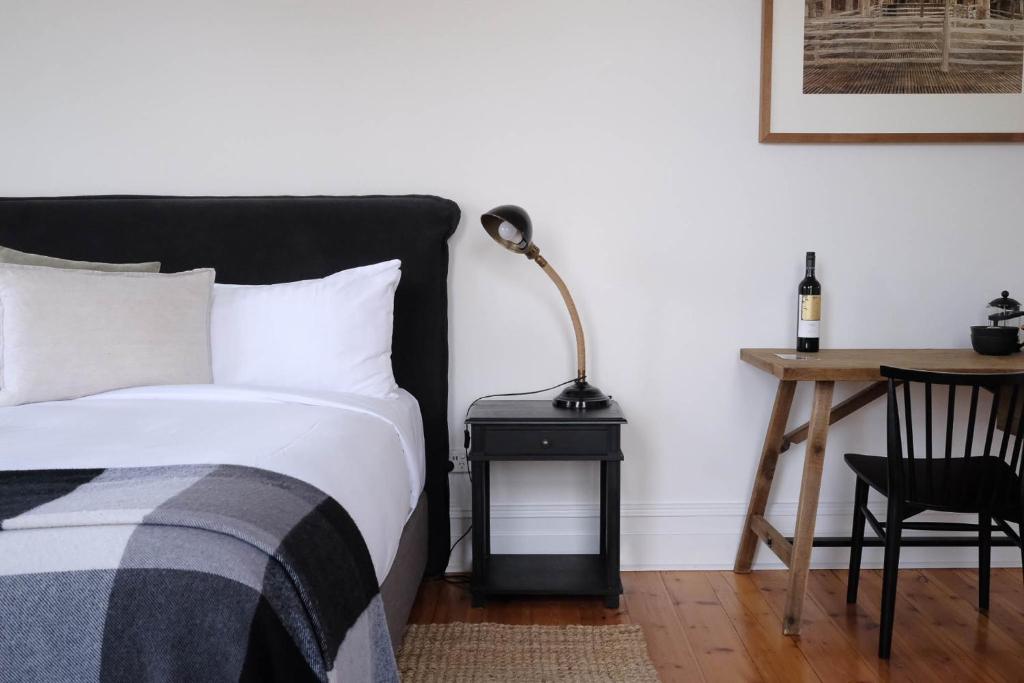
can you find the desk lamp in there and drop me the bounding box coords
[481,205,610,409]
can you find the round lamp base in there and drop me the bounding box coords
[553,380,611,410]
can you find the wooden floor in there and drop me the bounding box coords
[409,569,1024,683]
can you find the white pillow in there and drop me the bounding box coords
[0,265,214,407]
[211,260,402,398]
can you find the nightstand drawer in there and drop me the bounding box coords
[482,427,610,456]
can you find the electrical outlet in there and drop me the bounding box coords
[450,449,470,474]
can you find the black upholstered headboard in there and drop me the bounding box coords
[0,194,460,576]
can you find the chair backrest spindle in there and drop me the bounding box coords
[903,380,915,461]
[964,385,980,459]
[945,385,956,460]
[998,385,1020,462]
[924,382,933,460]
[984,386,1001,457]
[886,378,906,493]
[1011,402,1024,474]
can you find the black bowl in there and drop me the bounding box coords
[971,325,1023,356]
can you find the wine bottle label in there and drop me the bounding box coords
[800,295,821,320]
[798,295,820,338]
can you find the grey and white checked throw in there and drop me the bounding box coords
[0,464,397,682]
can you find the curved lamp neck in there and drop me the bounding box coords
[525,243,586,382]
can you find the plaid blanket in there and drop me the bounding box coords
[0,465,398,682]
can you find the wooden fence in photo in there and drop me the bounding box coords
[807,1,1024,20]
[805,16,1024,68]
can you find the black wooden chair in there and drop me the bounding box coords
[844,366,1024,659]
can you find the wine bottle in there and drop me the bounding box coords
[797,252,820,353]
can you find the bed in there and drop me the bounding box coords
[0,195,459,680]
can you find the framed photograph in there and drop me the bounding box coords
[760,0,1024,142]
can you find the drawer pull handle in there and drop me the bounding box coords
[541,438,551,448]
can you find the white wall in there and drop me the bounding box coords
[2,1,1022,572]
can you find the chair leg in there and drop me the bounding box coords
[979,512,992,612]
[878,500,903,660]
[847,478,869,604]
[1020,535,1024,592]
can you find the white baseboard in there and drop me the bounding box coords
[444,496,1022,573]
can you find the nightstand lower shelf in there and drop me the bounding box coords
[472,554,622,607]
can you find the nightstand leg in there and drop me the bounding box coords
[605,460,621,606]
[471,460,488,607]
[599,461,608,556]
[483,462,491,556]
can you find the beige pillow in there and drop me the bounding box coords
[0,245,160,272]
[0,264,214,406]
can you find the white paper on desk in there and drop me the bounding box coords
[775,353,817,361]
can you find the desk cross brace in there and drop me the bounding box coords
[780,381,891,453]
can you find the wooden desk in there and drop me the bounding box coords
[735,348,1024,635]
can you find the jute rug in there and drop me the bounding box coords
[396,623,660,682]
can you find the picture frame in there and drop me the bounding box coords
[760,0,1024,143]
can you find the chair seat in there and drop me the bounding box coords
[844,453,1023,516]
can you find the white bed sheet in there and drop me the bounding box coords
[0,384,426,583]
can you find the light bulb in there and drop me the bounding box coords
[497,221,523,245]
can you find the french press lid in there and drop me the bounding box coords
[990,291,1020,312]
[988,291,1021,325]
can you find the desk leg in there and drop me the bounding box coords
[783,380,835,635]
[734,380,797,573]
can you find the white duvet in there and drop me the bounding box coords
[0,384,426,583]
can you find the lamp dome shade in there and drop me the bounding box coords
[481,205,533,254]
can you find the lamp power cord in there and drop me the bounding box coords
[441,376,578,584]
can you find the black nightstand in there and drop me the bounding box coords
[465,399,627,608]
